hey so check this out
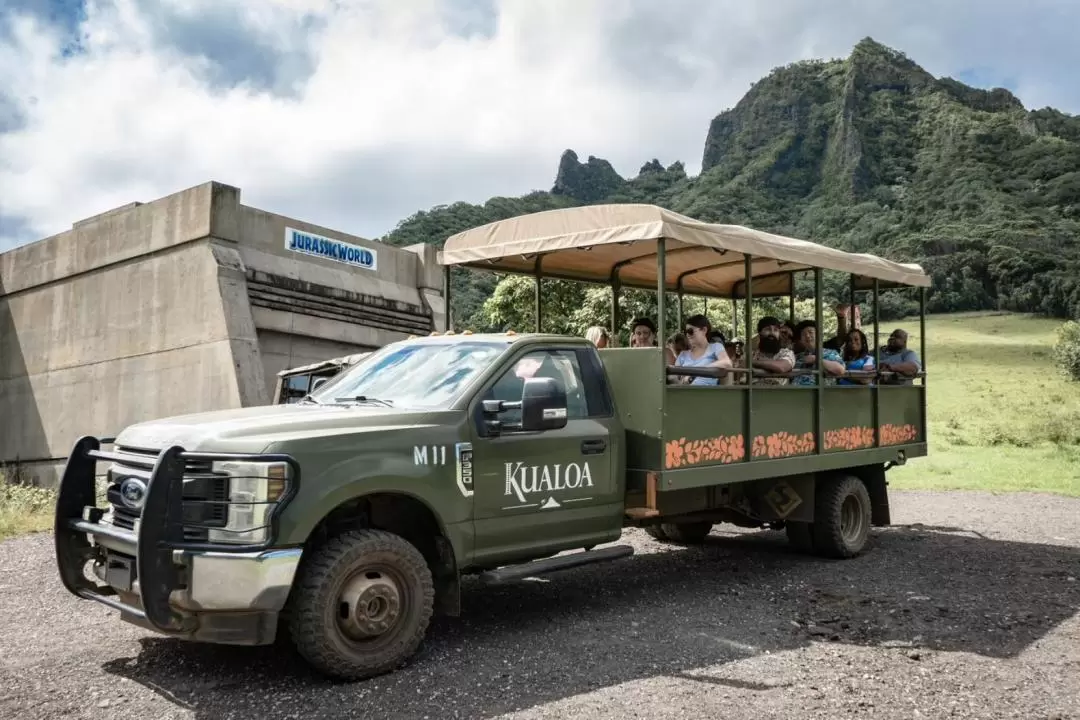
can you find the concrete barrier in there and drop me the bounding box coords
[0,181,444,488]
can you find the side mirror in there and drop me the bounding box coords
[520,376,568,432]
[311,377,329,392]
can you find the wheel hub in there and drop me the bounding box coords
[840,494,865,544]
[337,571,403,640]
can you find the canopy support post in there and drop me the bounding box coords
[814,268,824,455]
[731,299,738,341]
[873,279,880,447]
[919,286,927,376]
[788,271,796,322]
[743,255,753,463]
[919,285,927,439]
[656,239,667,426]
[534,255,543,334]
[849,274,857,328]
[611,278,621,345]
[442,265,452,332]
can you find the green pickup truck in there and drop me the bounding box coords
[54,203,930,680]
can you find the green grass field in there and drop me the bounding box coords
[888,311,1080,496]
[1,311,1077,540]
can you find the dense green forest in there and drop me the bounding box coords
[382,38,1080,339]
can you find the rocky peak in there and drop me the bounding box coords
[551,150,626,203]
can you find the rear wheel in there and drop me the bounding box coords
[659,521,714,545]
[812,475,872,558]
[288,529,434,680]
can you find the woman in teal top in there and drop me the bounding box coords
[674,314,734,385]
[791,320,846,385]
[838,328,875,385]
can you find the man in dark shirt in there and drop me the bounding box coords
[879,329,922,384]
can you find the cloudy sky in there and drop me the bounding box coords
[1,0,1077,251]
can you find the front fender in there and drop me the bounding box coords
[271,439,473,563]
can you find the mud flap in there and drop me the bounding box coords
[860,465,891,526]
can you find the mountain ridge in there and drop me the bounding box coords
[383,37,1080,330]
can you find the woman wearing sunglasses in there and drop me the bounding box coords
[672,314,734,385]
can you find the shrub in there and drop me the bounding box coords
[1052,320,1080,381]
[0,471,57,540]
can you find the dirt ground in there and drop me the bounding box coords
[1,489,1077,720]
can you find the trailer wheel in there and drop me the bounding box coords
[659,521,713,545]
[785,520,816,553]
[812,474,872,558]
[288,529,434,681]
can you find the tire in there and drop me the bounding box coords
[785,520,816,553]
[643,524,668,541]
[812,474,873,558]
[288,529,435,681]
[658,521,714,545]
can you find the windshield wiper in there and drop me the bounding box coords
[333,395,394,407]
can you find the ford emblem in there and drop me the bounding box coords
[118,477,148,510]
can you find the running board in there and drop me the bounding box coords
[479,545,634,585]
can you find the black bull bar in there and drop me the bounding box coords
[53,435,299,634]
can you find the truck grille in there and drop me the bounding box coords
[106,446,230,542]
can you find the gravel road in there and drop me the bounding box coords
[1,489,1078,720]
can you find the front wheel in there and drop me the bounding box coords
[812,475,873,558]
[288,529,435,681]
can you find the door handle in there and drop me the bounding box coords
[581,439,607,455]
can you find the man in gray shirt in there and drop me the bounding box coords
[879,329,922,384]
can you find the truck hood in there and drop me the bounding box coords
[114,403,435,451]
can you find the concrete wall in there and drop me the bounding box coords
[0,181,444,487]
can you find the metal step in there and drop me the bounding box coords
[479,544,634,584]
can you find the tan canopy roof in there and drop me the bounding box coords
[438,203,930,298]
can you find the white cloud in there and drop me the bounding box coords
[1,0,1079,250]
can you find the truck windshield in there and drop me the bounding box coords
[309,341,507,409]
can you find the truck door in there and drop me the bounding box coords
[468,345,622,566]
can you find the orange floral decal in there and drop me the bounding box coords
[752,431,816,459]
[824,426,876,451]
[668,423,920,467]
[666,431,818,468]
[880,423,919,445]
[665,434,745,468]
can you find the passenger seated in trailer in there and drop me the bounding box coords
[672,314,733,386]
[838,328,875,385]
[748,319,794,354]
[667,332,688,359]
[630,317,677,365]
[781,320,796,350]
[585,326,610,349]
[747,316,796,385]
[727,337,745,363]
[824,303,856,351]
[879,328,921,385]
[790,320,845,386]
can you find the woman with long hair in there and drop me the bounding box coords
[838,328,875,385]
[672,314,733,385]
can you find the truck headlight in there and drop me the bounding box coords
[206,461,292,545]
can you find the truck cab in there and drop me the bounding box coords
[54,332,629,681]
